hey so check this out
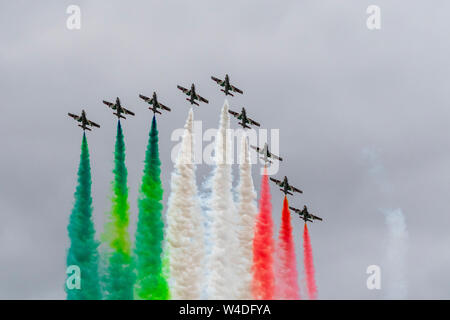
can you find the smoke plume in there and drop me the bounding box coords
[66,133,102,300]
[275,196,300,299]
[303,223,317,300]
[103,121,135,300]
[134,116,170,300]
[235,134,258,299]
[382,208,408,299]
[206,101,240,299]
[363,147,408,299]
[166,109,205,299]
[252,167,275,300]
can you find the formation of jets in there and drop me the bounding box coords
[268,175,323,224]
[268,174,323,223]
[67,73,322,224]
[68,74,254,127]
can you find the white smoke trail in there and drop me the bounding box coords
[235,134,258,300]
[382,208,408,299]
[166,109,205,299]
[363,147,408,299]
[206,101,240,299]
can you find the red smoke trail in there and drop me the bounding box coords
[252,168,275,300]
[303,223,317,300]
[275,196,300,299]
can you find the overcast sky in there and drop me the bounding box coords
[1,0,450,299]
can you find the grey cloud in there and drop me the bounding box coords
[0,0,449,299]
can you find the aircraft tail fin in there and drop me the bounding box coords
[79,125,91,131]
[221,89,234,97]
[261,157,273,164]
[114,112,126,119]
[239,122,251,129]
[188,98,200,106]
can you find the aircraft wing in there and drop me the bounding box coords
[197,94,209,104]
[159,103,171,111]
[88,120,100,128]
[289,206,302,214]
[270,152,283,161]
[68,113,81,121]
[177,85,191,95]
[139,94,153,104]
[231,85,243,94]
[103,100,116,109]
[270,177,282,186]
[123,107,135,116]
[250,145,261,153]
[228,110,240,118]
[290,186,303,194]
[247,117,260,127]
[311,214,323,221]
[211,76,224,86]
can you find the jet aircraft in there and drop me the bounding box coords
[139,92,171,114]
[270,176,303,196]
[250,143,282,164]
[68,110,100,131]
[103,97,135,119]
[177,83,209,106]
[228,107,260,129]
[289,205,323,223]
[211,74,243,96]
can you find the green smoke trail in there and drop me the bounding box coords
[134,116,170,300]
[66,133,101,300]
[103,121,135,300]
